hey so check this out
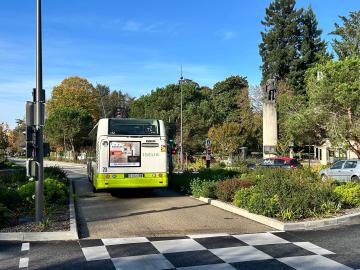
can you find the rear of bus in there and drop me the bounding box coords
[90,118,168,190]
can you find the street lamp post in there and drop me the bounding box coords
[179,69,184,172]
[35,0,45,223]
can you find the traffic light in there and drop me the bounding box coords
[25,126,36,158]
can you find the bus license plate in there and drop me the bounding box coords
[125,173,144,178]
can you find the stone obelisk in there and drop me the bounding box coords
[263,79,278,158]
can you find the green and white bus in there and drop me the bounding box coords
[87,118,168,191]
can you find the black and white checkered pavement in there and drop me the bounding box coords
[79,232,353,270]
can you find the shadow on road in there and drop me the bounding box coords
[109,188,185,199]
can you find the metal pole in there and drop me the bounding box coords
[308,143,311,168]
[35,0,44,223]
[180,67,183,172]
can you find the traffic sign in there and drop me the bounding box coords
[205,138,211,146]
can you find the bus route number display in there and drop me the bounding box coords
[109,141,141,167]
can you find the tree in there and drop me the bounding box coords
[331,11,360,59]
[0,123,9,154]
[95,84,133,118]
[130,82,214,154]
[47,77,100,121]
[291,57,360,157]
[45,107,94,157]
[289,6,328,94]
[259,0,303,83]
[208,122,248,158]
[212,76,249,124]
[259,1,327,95]
[7,119,26,155]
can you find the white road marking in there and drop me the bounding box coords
[21,243,30,252]
[19,257,29,268]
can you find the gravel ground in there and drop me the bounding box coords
[0,205,70,233]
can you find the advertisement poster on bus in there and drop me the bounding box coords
[109,141,141,167]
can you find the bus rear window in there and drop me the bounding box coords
[109,119,159,135]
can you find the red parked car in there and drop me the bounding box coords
[260,156,302,169]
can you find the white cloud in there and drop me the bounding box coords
[122,20,142,32]
[222,31,237,40]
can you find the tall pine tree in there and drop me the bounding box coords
[259,0,303,84]
[289,6,328,94]
[259,1,327,95]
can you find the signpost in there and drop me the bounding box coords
[25,0,45,223]
[205,138,211,168]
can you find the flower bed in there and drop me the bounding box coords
[0,166,70,232]
[171,167,360,222]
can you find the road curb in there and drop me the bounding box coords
[0,180,79,241]
[193,196,360,231]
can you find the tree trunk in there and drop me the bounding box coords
[347,108,360,158]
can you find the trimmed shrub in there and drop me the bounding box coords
[0,187,21,211]
[44,178,68,205]
[190,178,217,198]
[44,166,69,185]
[233,168,340,221]
[334,182,360,207]
[215,179,254,202]
[17,181,36,211]
[0,203,11,226]
[170,168,240,193]
[18,178,69,211]
[0,171,28,187]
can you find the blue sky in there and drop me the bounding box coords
[0,0,359,127]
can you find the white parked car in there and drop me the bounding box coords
[319,160,360,182]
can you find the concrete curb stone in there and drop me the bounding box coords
[193,196,360,231]
[0,179,79,241]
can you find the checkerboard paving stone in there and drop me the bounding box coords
[102,237,149,246]
[233,232,289,245]
[293,242,335,255]
[210,246,273,263]
[177,263,237,270]
[77,232,356,270]
[230,259,295,270]
[151,239,206,253]
[112,254,174,270]
[163,250,224,268]
[193,236,247,249]
[278,255,353,270]
[254,243,315,258]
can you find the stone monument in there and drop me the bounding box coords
[263,79,278,157]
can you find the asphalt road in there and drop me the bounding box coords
[65,161,271,238]
[2,159,360,270]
